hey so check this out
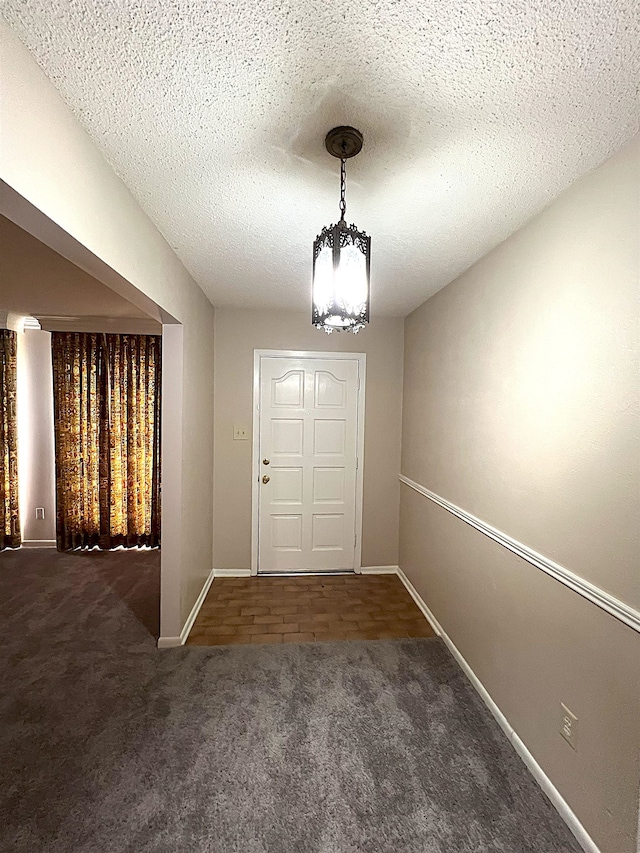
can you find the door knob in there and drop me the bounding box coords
[263,458,270,465]
[262,475,270,484]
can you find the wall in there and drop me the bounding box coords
[1,23,215,635]
[400,137,640,853]
[0,214,154,322]
[16,329,56,543]
[213,308,404,570]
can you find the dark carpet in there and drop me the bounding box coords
[0,549,581,853]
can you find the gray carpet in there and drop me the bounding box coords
[0,549,581,853]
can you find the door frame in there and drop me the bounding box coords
[251,349,366,576]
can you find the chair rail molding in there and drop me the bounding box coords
[399,474,640,634]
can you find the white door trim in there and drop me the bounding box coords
[252,350,366,576]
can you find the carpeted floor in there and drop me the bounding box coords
[0,549,581,853]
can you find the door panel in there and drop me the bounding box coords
[313,419,346,455]
[258,356,361,573]
[271,514,302,551]
[314,371,347,407]
[312,513,344,550]
[271,467,303,504]
[272,370,304,407]
[313,467,345,503]
[271,419,304,455]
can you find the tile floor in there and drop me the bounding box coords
[186,573,435,646]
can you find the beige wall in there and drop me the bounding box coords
[1,23,215,634]
[400,137,640,853]
[213,308,404,570]
[0,215,153,322]
[16,330,56,543]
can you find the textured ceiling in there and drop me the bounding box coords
[2,2,639,317]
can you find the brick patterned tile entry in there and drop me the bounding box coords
[186,573,435,646]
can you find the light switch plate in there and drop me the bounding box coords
[233,426,249,440]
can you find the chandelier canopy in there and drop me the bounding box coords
[312,127,370,334]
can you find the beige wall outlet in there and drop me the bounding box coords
[233,426,249,440]
[560,703,578,750]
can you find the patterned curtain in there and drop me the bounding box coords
[1,329,21,550]
[51,332,161,551]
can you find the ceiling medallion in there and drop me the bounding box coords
[312,126,370,334]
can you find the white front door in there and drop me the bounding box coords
[256,353,364,573]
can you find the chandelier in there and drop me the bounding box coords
[312,126,371,334]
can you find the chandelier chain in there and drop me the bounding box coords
[339,156,347,221]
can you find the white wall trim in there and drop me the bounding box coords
[399,475,640,634]
[393,565,440,630]
[359,565,399,574]
[157,635,182,649]
[214,568,252,577]
[0,311,26,332]
[179,567,215,645]
[252,350,366,576]
[396,566,600,853]
[158,567,215,649]
[21,540,56,548]
[37,315,161,335]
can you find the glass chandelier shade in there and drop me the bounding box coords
[312,221,371,333]
[312,127,371,334]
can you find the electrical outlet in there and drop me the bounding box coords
[233,426,249,440]
[560,702,578,750]
[35,507,45,520]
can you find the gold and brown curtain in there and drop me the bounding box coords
[1,329,21,550]
[51,332,161,551]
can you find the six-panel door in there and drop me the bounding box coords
[258,356,361,573]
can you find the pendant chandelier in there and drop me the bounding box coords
[312,126,371,334]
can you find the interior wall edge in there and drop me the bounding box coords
[0,181,170,325]
[399,475,640,633]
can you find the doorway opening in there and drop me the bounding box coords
[0,197,184,643]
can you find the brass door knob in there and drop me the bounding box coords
[263,458,270,465]
[262,475,270,484]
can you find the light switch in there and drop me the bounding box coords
[233,426,249,440]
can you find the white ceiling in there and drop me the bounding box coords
[2,1,639,317]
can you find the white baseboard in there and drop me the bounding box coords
[360,566,398,575]
[214,568,252,577]
[396,566,600,853]
[157,567,215,649]
[394,566,441,634]
[21,540,56,549]
[360,565,399,574]
[157,635,182,649]
[179,568,216,644]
